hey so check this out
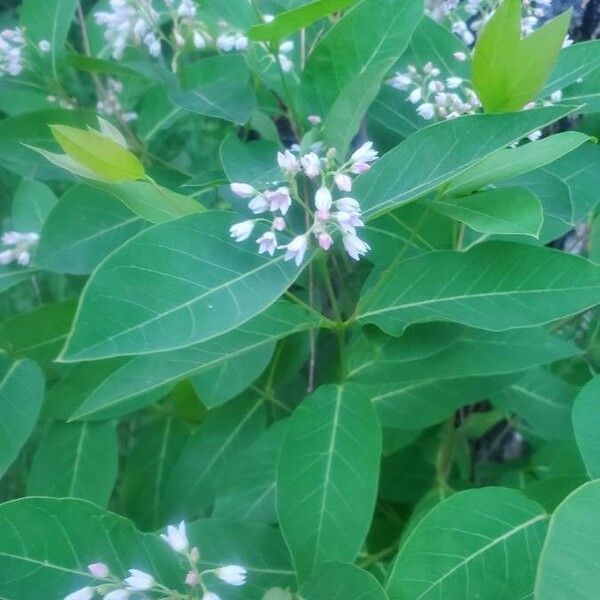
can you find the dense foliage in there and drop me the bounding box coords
[1,0,600,598]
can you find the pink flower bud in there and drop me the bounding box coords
[88,562,109,578]
[318,233,333,251]
[272,217,286,231]
[335,173,352,192]
[186,571,200,587]
[308,114,322,126]
[230,183,256,198]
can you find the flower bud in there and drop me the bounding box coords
[318,232,333,251]
[230,183,256,198]
[88,562,109,578]
[125,569,154,591]
[64,588,94,600]
[186,571,200,587]
[335,173,352,192]
[217,565,248,586]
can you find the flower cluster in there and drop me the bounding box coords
[96,78,138,123]
[229,141,378,266]
[94,0,209,61]
[388,56,480,121]
[0,231,39,267]
[0,27,25,77]
[64,522,247,600]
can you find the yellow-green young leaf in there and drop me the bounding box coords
[472,0,571,112]
[50,125,145,182]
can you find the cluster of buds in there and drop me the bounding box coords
[94,0,209,61]
[388,57,480,121]
[228,141,378,266]
[0,27,25,77]
[64,522,247,600]
[0,231,39,267]
[96,78,138,122]
[216,16,295,73]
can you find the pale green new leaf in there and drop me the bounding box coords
[27,421,118,507]
[358,242,600,335]
[429,187,543,237]
[0,357,44,478]
[535,481,600,599]
[387,488,548,600]
[355,105,573,220]
[572,376,600,479]
[0,497,181,599]
[60,212,304,362]
[277,385,381,582]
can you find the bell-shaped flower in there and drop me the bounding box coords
[277,150,300,176]
[335,210,364,234]
[417,103,435,120]
[248,194,270,214]
[343,232,370,261]
[160,521,188,553]
[350,142,378,164]
[334,173,352,192]
[64,588,94,600]
[300,152,321,179]
[256,231,278,256]
[216,565,248,586]
[272,216,286,231]
[229,220,255,242]
[265,187,292,214]
[125,569,154,591]
[350,162,371,175]
[318,232,333,251]
[284,235,308,267]
[315,186,333,219]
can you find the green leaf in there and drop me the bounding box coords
[302,562,389,599]
[170,55,256,125]
[572,376,600,479]
[214,420,288,524]
[27,421,118,507]
[542,40,600,97]
[11,180,57,233]
[0,267,39,294]
[37,184,146,275]
[60,211,305,362]
[162,395,267,519]
[0,497,181,600]
[49,125,145,182]
[249,0,355,42]
[446,132,592,197]
[535,480,600,599]
[277,384,382,582]
[386,488,548,600]
[123,415,191,530]
[0,357,44,478]
[358,242,600,335]
[430,187,543,237]
[20,0,79,80]
[472,0,571,112]
[0,301,75,366]
[300,0,423,122]
[493,369,578,440]
[355,105,574,220]
[92,180,204,224]
[64,302,319,420]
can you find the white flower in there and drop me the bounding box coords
[350,142,378,164]
[528,130,543,141]
[203,593,222,600]
[125,569,154,591]
[335,197,361,214]
[446,77,463,89]
[279,53,293,72]
[265,187,292,214]
[350,162,371,175]
[263,14,275,22]
[88,563,109,578]
[257,231,278,256]
[230,183,257,198]
[104,591,130,600]
[235,35,249,51]
[335,173,352,192]
[277,150,300,176]
[64,588,94,600]
[300,152,321,178]
[185,571,200,587]
[335,211,364,234]
[272,216,286,231]
[389,73,412,90]
[417,103,435,120]
[453,51,467,61]
[144,33,162,57]
[308,115,322,126]
[408,87,422,104]
[279,40,294,53]
[550,90,563,103]
[0,250,13,265]
[343,233,370,261]
[318,232,333,251]
[38,40,51,53]
[284,235,308,266]
[217,565,248,586]
[229,220,255,242]
[160,521,188,553]
[217,33,236,52]
[248,195,270,214]
[193,31,206,49]
[315,187,333,214]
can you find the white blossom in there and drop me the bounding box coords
[550,90,563,103]
[335,172,353,192]
[351,142,378,165]
[88,563,109,578]
[64,588,94,600]
[248,195,270,214]
[0,28,25,77]
[104,591,130,600]
[0,231,39,267]
[125,569,154,591]
[257,231,278,256]
[38,40,51,53]
[277,150,300,176]
[318,232,333,251]
[343,232,371,261]
[231,183,257,198]
[185,571,199,587]
[193,31,207,49]
[453,51,467,61]
[203,593,222,600]
[408,87,423,104]
[308,115,322,126]
[284,235,309,266]
[315,187,333,216]
[160,521,188,553]
[265,187,292,214]
[417,103,435,120]
[300,152,321,179]
[229,220,255,242]
[389,73,413,90]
